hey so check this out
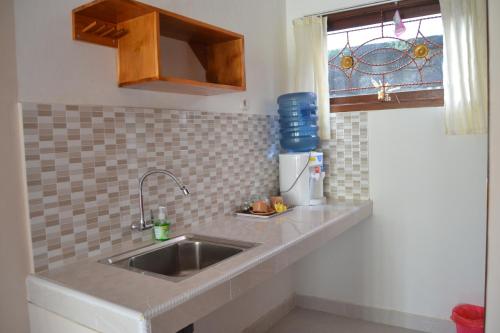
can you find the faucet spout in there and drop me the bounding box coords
[132,168,190,231]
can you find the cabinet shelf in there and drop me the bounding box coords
[120,76,245,95]
[72,0,246,95]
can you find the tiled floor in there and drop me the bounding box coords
[267,308,426,333]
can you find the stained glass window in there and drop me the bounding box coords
[328,14,443,100]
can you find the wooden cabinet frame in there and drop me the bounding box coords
[72,0,246,95]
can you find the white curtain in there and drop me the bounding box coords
[293,16,331,140]
[441,0,488,135]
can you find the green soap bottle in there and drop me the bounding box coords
[153,206,170,241]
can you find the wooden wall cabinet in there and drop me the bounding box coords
[73,0,246,95]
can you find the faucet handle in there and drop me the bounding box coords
[181,186,190,196]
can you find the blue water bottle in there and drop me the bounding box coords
[277,92,319,152]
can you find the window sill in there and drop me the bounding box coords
[330,89,444,113]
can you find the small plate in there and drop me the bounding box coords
[249,208,276,216]
[235,207,294,219]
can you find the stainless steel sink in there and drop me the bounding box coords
[101,234,258,282]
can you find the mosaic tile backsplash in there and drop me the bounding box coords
[22,101,369,272]
[321,112,369,201]
[22,103,280,272]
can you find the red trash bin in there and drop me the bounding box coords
[451,304,485,333]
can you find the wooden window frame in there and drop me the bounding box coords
[327,0,444,113]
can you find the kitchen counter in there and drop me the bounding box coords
[27,200,372,333]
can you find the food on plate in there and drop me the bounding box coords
[252,200,270,213]
[273,202,288,213]
[270,196,284,207]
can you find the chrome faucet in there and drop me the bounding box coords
[132,168,190,231]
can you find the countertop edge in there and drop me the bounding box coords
[26,275,150,333]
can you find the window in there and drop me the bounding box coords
[327,0,444,112]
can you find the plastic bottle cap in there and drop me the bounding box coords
[158,206,166,220]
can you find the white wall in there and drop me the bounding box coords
[366,108,486,319]
[14,0,287,114]
[486,0,500,331]
[294,108,487,319]
[0,0,33,332]
[287,0,488,321]
[159,37,207,82]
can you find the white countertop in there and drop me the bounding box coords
[27,200,372,333]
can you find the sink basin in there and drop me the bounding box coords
[101,234,258,282]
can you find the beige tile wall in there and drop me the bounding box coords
[322,112,369,201]
[21,103,368,272]
[22,103,280,272]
